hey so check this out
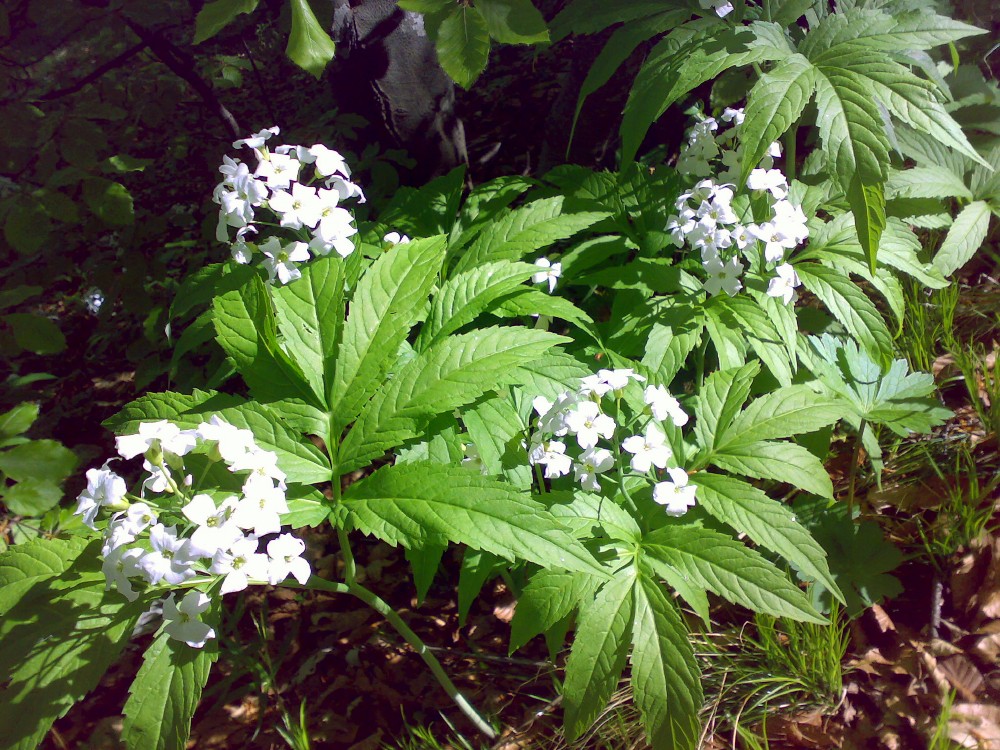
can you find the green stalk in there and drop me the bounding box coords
[846,419,866,512]
[302,577,496,739]
[784,125,797,183]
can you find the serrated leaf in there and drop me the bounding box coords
[691,472,842,601]
[286,0,336,78]
[0,536,91,616]
[451,197,610,276]
[457,548,505,625]
[436,5,490,89]
[740,54,817,184]
[193,0,259,43]
[933,199,991,276]
[795,262,894,364]
[122,631,217,750]
[886,166,972,200]
[329,237,446,430]
[847,169,886,274]
[801,9,985,56]
[463,395,533,488]
[338,327,566,472]
[705,295,793,386]
[631,569,702,750]
[510,569,599,652]
[710,439,834,499]
[879,217,950,288]
[271,254,346,401]
[693,362,759,453]
[476,0,548,44]
[404,543,445,604]
[449,175,535,252]
[719,384,842,450]
[563,573,634,741]
[338,462,605,577]
[417,261,538,349]
[641,305,705,385]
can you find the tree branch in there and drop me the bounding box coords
[36,43,147,101]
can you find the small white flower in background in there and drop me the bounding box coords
[573,447,614,492]
[140,524,197,585]
[116,420,196,461]
[102,516,137,556]
[211,536,269,595]
[563,401,617,450]
[700,0,734,18]
[703,255,744,297]
[532,257,561,293]
[261,239,310,285]
[622,422,673,474]
[232,126,280,151]
[162,591,215,648]
[383,231,410,245]
[579,368,644,398]
[84,287,104,315]
[533,391,576,436]
[182,494,242,557]
[653,467,698,516]
[767,263,802,305]
[141,459,172,494]
[750,221,797,263]
[529,438,573,479]
[266,533,311,585]
[75,464,127,528]
[747,168,788,199]
[644,385,688,426]
[721,107,745,126]
[309,233,356,259]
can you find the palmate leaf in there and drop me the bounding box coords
[631,568,702,750]
[329,236,446,431]
[122,631,218,750]
[509,569,599,652]
[337,327,567,472]
[705,295,794,386]
[550,0,673,39]
[691,472,843,600]
[642,524,825,621]
[563,573,635,741]
[335,462,606,577]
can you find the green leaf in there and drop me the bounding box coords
[0,285,41,312]
[122,631,218,750]
[693,362,759,453]
[271,254,346,401]
[0,536,90,616]
[337,462,606,577]
[621,23,784,163]
[476,0,548,44]
[878,218,949,289]
[462,395,533,488]
[0,402,38,440]
[418,261,538,348]
[643,524,823,621]
[933,200,991,276]
[719,384,842,450]
[705,295,794,387]
[510,569,598,652]
[5,312,66,354]
[846,167,886,275]
[338,327,566,472]
[193,0,259,43]
[436,6,491,89]
[800,9,985,55]
[740,54,816,184]
[794,262,894,364]
[329,237,446,430]
[640,305,705,385]
[691,473,842,601]
[550,0,672,39]
[451,197,610,276]
[449,175,535,252]
[710,440,834,499]
[2,479,64,516]
[886,166,973,200]
[457,548,505,624]
[404,543,445,604]
[563,573,634,741]
[81,178,134,226]
[286,0,336,78]
[0,439,77,483]
[631,570,702,750]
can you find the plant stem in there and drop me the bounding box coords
[302,577,497,739]
[337,527,356,585]
[784,125,797,183]
[846,419,866,511]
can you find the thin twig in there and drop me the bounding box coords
[36,43,147,100]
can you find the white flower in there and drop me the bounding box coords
[699,0,734,18]
[750,221,798,263]
[140,524,197,585]
[196,416,257,463]
[532,258,561,293]
[579,369,644,398]
[326,175,366,203]
[771,199,809,245]
[529,438,573,479]
[261,238,310,285]
[643,385,689,426]
[266,533,311,585]
[534,391,576,436]
[122,502,157,536]
[308,143,351,178]
[116,421,196,461]
[747,168,788,199]
[102,516,137,556]
[313,195,356,245]
[162,591,216,648]
[309,232,356,259]
[75,464,127,528]
[274,143,317,164]
[622,422,673,473]
[383,231,410,245]
[231,475,288,537]
[267,182,322,230]
[182,494,242,557]
[573,447,614,491]
[721,107,745,126]
[102,546,144,601]
[563,401,616,449]
[653,467,697,516]
[233,126,280,150]
[767,263,802,305]
[703,255,744,297]
[230,447,287,486]
[255,152,300,190]
[210,535,269,595]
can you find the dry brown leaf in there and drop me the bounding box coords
[938,655,986,700]
[949,703,1000,749]
[871,603,896,633]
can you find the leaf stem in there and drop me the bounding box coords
[784,125,797,183]
[846,419,866,512]
[301,577,497,739]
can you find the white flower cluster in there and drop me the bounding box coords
[527,370,697,516]
[74,417,310,648]
[213,126,365,285]
[667,108,806,304]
